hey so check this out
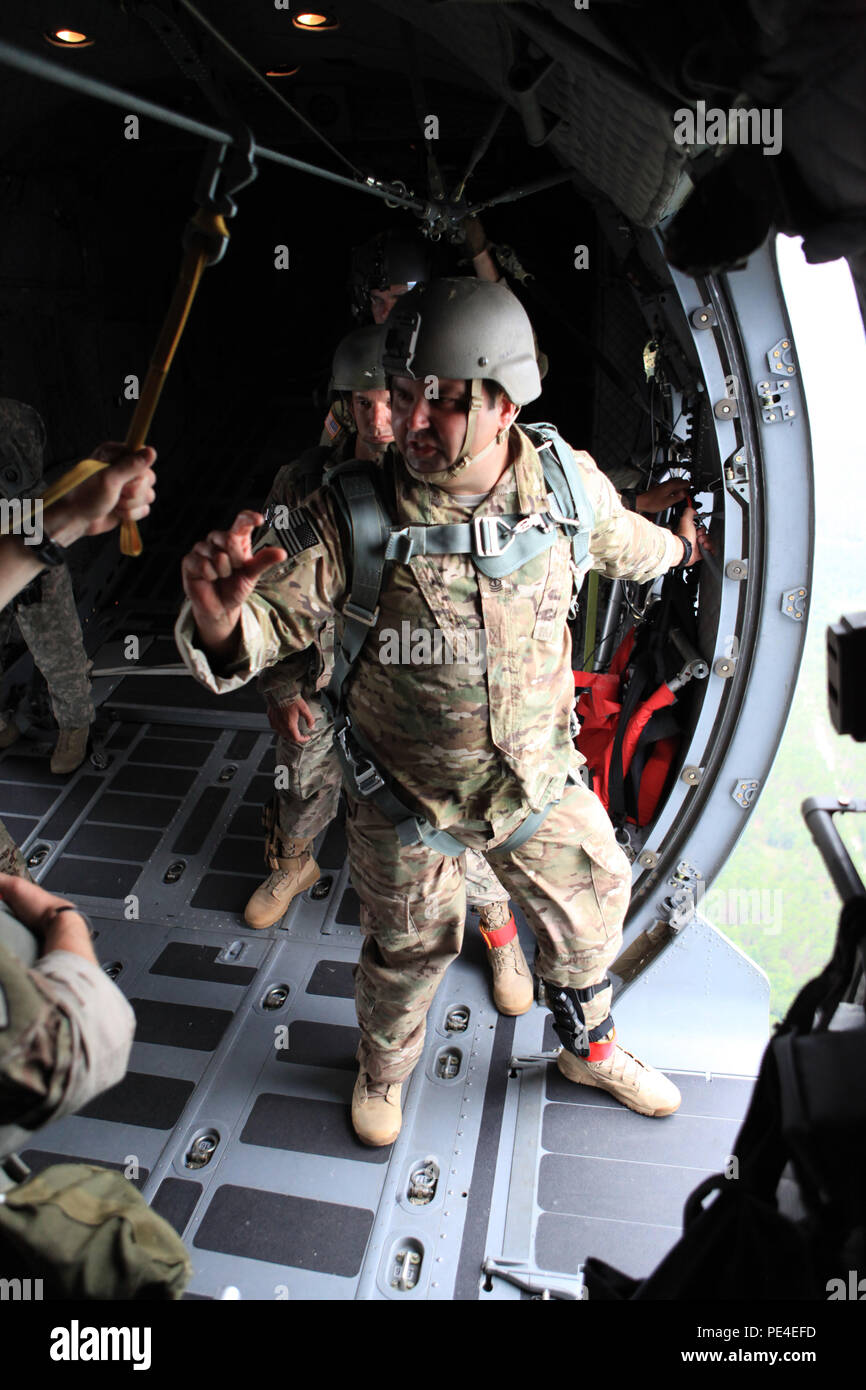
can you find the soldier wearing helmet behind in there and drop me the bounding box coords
[178,279,705,1146]
[245,325,393,929]
[322,220,500,452]
[248,324,534,1018]
[318,229,435,454]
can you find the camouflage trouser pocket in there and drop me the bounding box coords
[356,886,425,959]
[354,887,447,1072]
[579,828,632,940]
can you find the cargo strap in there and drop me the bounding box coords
[41,134,256,556]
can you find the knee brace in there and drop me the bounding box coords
[543,978,614,1060]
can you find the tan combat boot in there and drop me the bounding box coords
[243,836,320,928]
[351,1069,403,1147]
[479,905,533,1016]
[557,1032,682,1117]
[0,719,21,750]
[51,726,89,774]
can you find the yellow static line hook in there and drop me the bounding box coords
[41,211,230,556]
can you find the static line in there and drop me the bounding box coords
[0,39,425,213]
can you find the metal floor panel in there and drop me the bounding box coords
[477,1002,755,1300]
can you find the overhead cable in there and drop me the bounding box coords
[174,0,366,180]
[0,39,425,213]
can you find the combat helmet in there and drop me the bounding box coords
[329,325,387,395]
[382,277,542,481]
[0,398,47,503]
[349,228,433,320]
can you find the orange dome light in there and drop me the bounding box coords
[45,29,94,48]
[292,12,339,31]
[266,64,301,77]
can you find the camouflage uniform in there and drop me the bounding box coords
[176,426,683,1081]
[0,819,31,880]
[257,439,510,911]
[256,443,350,845]
[0,928,136,1163]
[0,398,94,739]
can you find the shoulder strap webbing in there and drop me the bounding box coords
[523,422,595,573]
[322,460,392,719]
[384,512,555,577]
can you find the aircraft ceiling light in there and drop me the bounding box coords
[44,29,94,48]
[292,12,340,31]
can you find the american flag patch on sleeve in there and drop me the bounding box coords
[271,504,323,558]
[323,408,342,439]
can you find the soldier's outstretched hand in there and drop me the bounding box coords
[181,511,286,653]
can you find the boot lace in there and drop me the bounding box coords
[592,1043,643,1087]
[362,1076,398,1103]
[490,940,527,978]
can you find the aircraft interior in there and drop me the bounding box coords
[0,0,863,1307]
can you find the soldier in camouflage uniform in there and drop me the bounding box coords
[249,326,532,1014]
[0,436,157,887]
[0,399,94,775]
[245,326,392,926]
[0,819,32,880]
[0,874,135,1171]
[176,280,704,1144]
[0,446,156,1166]
[338,234,531,1011]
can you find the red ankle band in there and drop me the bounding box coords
[480,914,517,950]
[588,1028,616,1062]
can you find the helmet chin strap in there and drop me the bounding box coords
[403,380,514,485]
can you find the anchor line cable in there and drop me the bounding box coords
[399,18,446,206]
[173,0,366,179]
[0,39,425,213]
[464,168,575,215]
[452,100,508,202]
[0,39,580,228]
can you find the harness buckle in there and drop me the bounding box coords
[513,512,553,535]
[336,725,385,797]
[355,760,385,796]
[342,599,380,628]
[389,527,417,563]
[473,515,512,557]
